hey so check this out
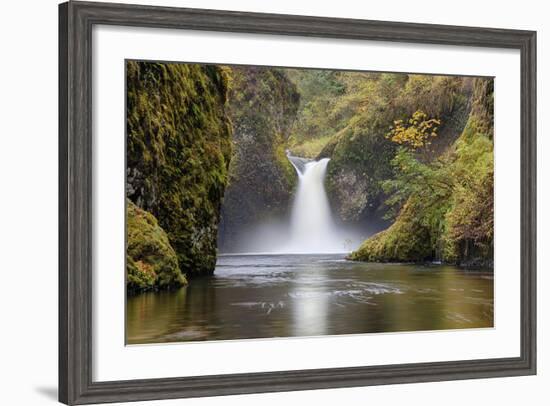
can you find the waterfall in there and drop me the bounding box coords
[284,154,348,253]
[225,153,363,254]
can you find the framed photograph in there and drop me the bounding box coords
[59,1,536,404]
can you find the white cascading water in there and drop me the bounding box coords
[229,153,362,254]
[284,154,348,253]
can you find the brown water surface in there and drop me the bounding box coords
[127,254,493,344]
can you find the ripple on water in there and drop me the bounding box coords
[415,288,438,294]
[231,301,285,315]
[346,281,404,295]
[213,274,293,288]
[446,312,473,324]
[286,282,401,305]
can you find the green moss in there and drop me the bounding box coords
[348,199,432,262]
[126,61,233,277]
[126,200,187,293]
[441,79,494,265]
[275,137,297,186]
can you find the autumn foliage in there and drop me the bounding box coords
[386,110,441,150]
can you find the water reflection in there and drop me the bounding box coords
[290,265,330,337]
[127,254,494,344]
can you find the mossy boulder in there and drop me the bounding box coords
[218,67,300,252]
[126,61,233,277]
[348,199,433,262]
[126,200,187,293]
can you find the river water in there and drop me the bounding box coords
[127,254,493,344]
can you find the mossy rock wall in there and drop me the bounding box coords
[218,67,300,252]
[321,75,472,226]
[126,200,187,293]
[441,78,494,267]
[126,61,233,276]
[349,78,494,267]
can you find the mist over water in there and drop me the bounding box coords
[228,153,364,254]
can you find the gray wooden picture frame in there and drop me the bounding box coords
[59,1,537,404]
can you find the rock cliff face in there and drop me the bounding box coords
[126,61,233,277]
[218,67,300,252]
